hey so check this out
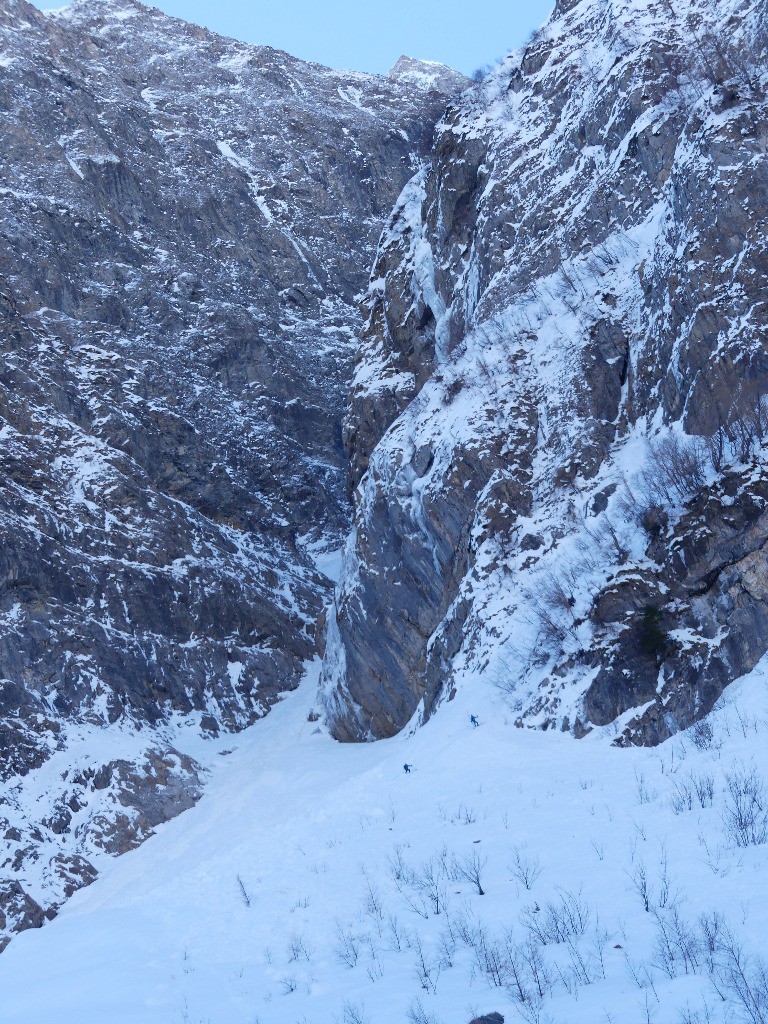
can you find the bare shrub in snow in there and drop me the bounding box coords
[468,925,511,988]
[639,989,660,1024]
[453,849,487,896]
[585,515,629,565]
[703,375,768,468]
[735,706,761,739]
[591,839,606,862]
[414,858,449,915]
[341,1001,370,1024]
[390,852,447,918]
[623,951,657,993]
[440,803,477,825]
[507,950,550,1019]
[364,937,384,982]
[694,771,715,808]
[461,922,556,1016]
[412,932,441,994]
[399,887,431,921]
[619,432,710,536]
[722,766,768,847]
[362,877,385,935]
[670,771,713,814]
[279,973,298,994]
[692,23,763,96]
[406,998,442,1024]
[648,433,708,504]
[706,423,729,474]
[635,769,657,805]
[652,906,701,979]
[509,846,543,891]
[446,905,478,949]
[335,923,363,967]
[387,914,407,953]
[697,832,733,878]
[286,931,312,963]
[559,929,608,992]
[730,389,768,463]
[628,861,654,913]
[644,904,768,1023]
[690,718,715,751]
[471,64,492,82]
[518,934,557,1001]
[676,1005,715,1024]
[235,874,251,907]
[656,846,677,910]
[699,910,726,976]
[437,927,456,970]
[522,889,591,945]
[702,917,768,1024]
[527,570,580,649]
[670,775,695,814]
[387,844,409,882]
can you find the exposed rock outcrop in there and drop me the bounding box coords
[322,0,768,742]
[585,466,768,746]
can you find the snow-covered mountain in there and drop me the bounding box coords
[2,0,768,1014]
[0,0,465,945]
[322,0,768,747]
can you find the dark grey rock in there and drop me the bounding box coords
[588,470,768,745]
[0,881,45,938]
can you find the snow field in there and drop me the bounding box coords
[1,658,767,1023]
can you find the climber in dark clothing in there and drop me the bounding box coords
[403,763,412,774]
[470,715,479,727]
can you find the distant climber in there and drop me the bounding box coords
[470,715,479,727]
[403,763,412,774]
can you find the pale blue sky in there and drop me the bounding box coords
[103,0,554,76]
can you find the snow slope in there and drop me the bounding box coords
[1,661,767,1023]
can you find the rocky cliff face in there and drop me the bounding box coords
[6,0,768,959]
[322,0,768,743]
[0,0,465,946]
